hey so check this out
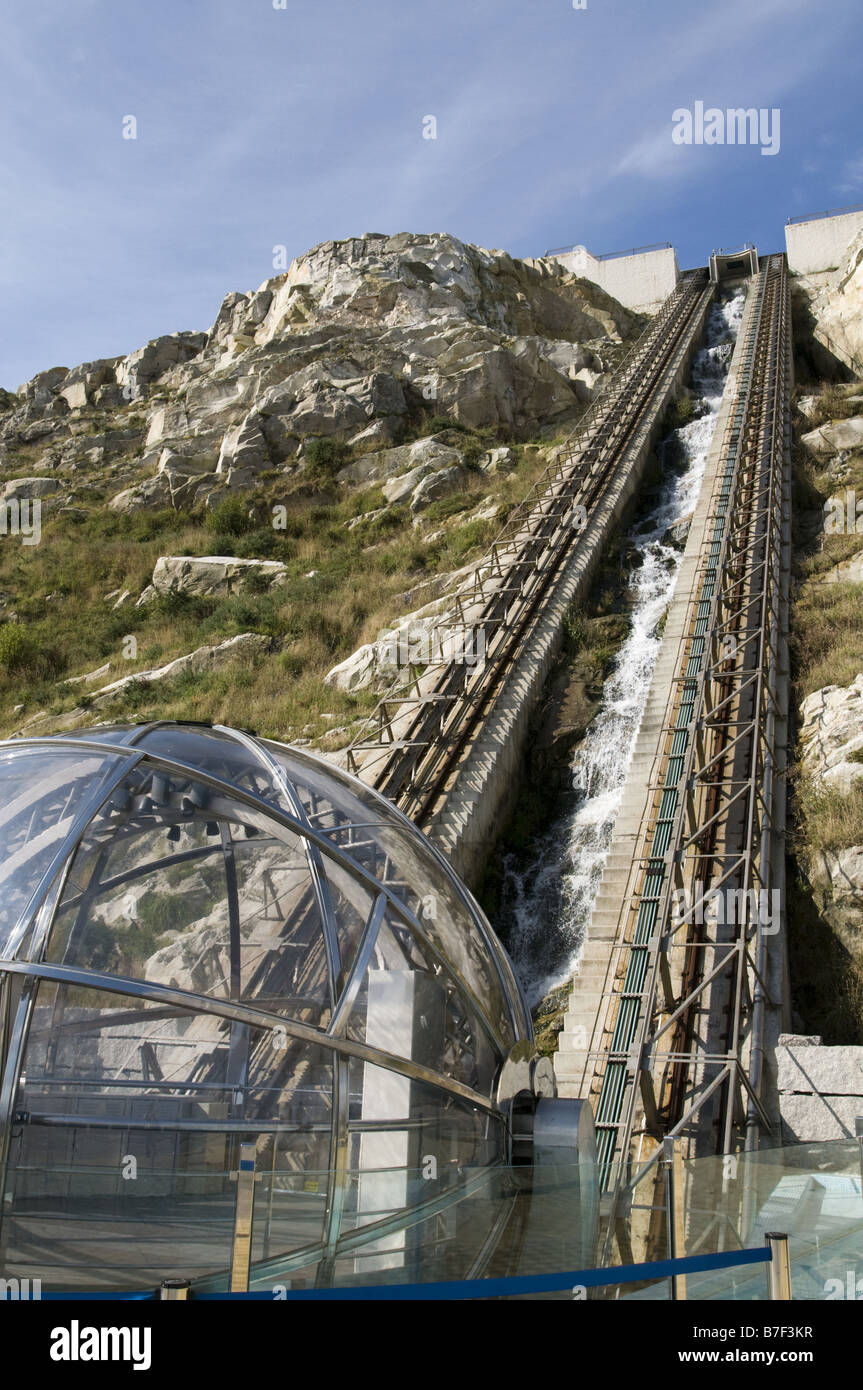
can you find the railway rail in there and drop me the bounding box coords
[345,252,792,1264]
[347,269,715,824]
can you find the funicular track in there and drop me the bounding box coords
[347,269,714,825]
[576,257,792,1249]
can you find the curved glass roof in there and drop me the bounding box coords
[0,722,533,1291]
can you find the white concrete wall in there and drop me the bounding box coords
[786,209,863,275]
[551,244,680,314]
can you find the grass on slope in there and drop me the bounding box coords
[0,433,554,744]
[787,378,863,1041]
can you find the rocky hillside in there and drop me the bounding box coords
[807,227,863,373]
[0,233,642,745]
[788,353,863,1040]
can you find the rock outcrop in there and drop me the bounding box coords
[802,415,863,458]
[1,233,641,521]
[823,549,863,585]
[83,633,270,707]
[799,673,863,794]
[809,227,863,372]
[142,555,289,601]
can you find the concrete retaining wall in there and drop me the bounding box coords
[551,245,680,314]
[426,287,715,890]
[786,209,863,275]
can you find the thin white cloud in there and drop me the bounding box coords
[838,155,863,197]
[612,128,689,181]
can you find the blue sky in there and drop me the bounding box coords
[1,0,860,388]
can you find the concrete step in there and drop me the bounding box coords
[553,1061,592,1084]
[553,1067,593,1090]
[575,948,615,968]
[570,974,609,994]
[589,908,627,930]
[582,927,622,944]
[564,989,604,1010]
[555,1079,588,1099]
[571,960,612,980]
[593,875,632,895]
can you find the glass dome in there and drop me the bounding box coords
[0,722,538,1292]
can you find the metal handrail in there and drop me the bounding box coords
[545,240,673,260]
[786,201,863,226]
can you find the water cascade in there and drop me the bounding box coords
[499,289,746,1007]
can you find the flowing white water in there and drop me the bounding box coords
[498,290,745,1007]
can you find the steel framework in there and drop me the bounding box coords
[347,270,715,823]
[574,258,792,1235]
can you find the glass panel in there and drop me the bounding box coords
[334,1167,514,1288]
[45,726,138,744]
[3,982,336,1290]
[45,760,333,1025]
[261,738,406,835]
[316,852,376,993]
[0,746,123,958]
[250,740,526,1050]
[330,820,516,1049]
[19,983,334,1123]
[341,913,499,1095]
[340,1060,504,1263]
[132,726,282,803]
[243,1162,600,1294]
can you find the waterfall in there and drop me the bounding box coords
[498,289,745,1008]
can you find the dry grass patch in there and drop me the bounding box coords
[795,776,863,863]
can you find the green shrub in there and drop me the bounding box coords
[461,438,484,470]
[447,518,494,560]
[563,607,587,654]
[304,438,351,480]
[205,496,255,538]
[234,527,291,560]
[151,590,211,621]
[425,414,465,434]
[807,383,862,429]
[669,397,691,429]
[0,623,40,672]
[279,649,304,678]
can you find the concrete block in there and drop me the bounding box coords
[779,1092,863,1143]
[777,1043,863,1096]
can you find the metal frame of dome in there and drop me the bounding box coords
[0,721,587,1291]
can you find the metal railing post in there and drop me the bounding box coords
[663,1137,687,1301]
[854,1117,863,1203]
[159,1279,190,1300]
[663,1137,675,1300]
[230,1141,259,1294]
[765,1232,792,1300]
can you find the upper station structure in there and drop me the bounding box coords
[546,203,863,315]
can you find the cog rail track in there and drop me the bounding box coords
[347,269,714,825]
